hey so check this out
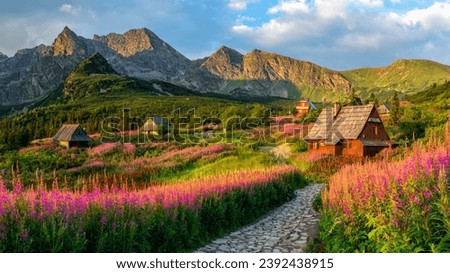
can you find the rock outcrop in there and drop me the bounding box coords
[0,52,7,61]
[186,47,353,100]
[201,46,244,79]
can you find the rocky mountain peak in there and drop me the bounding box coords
[201,45,244,79]
[0,52,7,60]
[215,46,243,63]
[52,26,87,56]
[93,28,156,57]
[242,49,353,97]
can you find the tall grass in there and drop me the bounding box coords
[0,166,306,252]
[157,146,278,182]
[320,139,450,252]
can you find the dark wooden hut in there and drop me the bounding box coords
[53,124,93,148]
[141,117,170,135]
[304,104,393,157]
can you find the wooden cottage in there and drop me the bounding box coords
[141,117,170,135]
[53,124,93,148]
[295,98,317,117]
[377,104,391,116]
[304,104,392,157]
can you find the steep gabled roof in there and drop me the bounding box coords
[141,117,169,131]
[297,98,318,110]
[377,104,391,113]
[53,124,93,142]
[306,98,318,110]
[333,105,374,139]
[304,108,335,142]
[304,105,375,142]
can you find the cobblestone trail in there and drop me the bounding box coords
[196,183,323,253]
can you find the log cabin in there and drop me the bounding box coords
[141,117,170,135]
[53,124,93,148]
[295,98,317,117]
[304,104,393,157]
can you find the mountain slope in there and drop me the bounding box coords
[2,26,450,107]
[0,52,295,150]
[201,46,244,79]
[186,48,353,101]
[0,27,192,105]
[62,53,198,101]
[92,28,191,80]
[408,80,450,104]
[342,59,450,98]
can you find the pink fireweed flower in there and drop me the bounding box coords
[122,143,136,153]
[20,229,29,241]
[323,144,449,218]
[0,165,298,229]
[393,219,399,227]
[88,143,118,156]
[100,215,108,225]
[12,182,23,195]
[88,161,105,168]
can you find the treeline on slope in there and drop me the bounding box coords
[397,81,450,142]
[407,80,450,104]
[0,94,293,152]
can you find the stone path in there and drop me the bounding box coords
[195,183,323,253]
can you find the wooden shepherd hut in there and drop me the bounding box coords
[377,104,391,116]
[304,104,393,157]
[141,117,170,135]
[53,124,93,148]
[295,98,317,117]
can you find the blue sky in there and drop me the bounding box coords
[1,0,450,70]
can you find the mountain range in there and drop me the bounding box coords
[1,26,450,107]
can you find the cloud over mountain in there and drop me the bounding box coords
[1,1,450,69]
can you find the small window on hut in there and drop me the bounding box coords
[372,126,378,135]
[346,141,352,149]
[313,142,319,149]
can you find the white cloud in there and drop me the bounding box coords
[59,4,80,16]
[314,0,347,19]
[230,0,450,69]
[268,0,310,15]
[228,0,259,11]
[338,33,382,48]
[392,2,450,31]
[232,24,254,34]
[0,15,69,56]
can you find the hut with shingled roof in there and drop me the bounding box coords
[141,117,170,135]
[295,98,317,117]
[304,104,393,157]
[52,124,93,148]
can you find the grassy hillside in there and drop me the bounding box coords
[393,80,450,142]
[407,80,450,104]
[342,59,450,100]
[0,84,294,152]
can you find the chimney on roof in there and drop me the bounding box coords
[333,102,341,118]
[447,112,450,133]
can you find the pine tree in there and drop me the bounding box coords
[368,92,379,106]
[390,92,400,126]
